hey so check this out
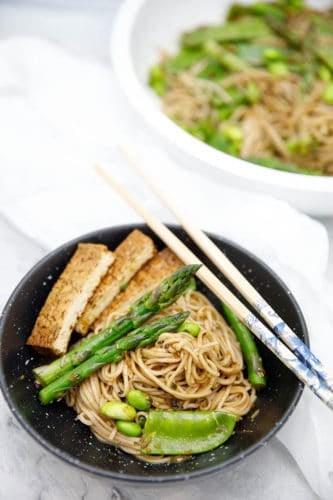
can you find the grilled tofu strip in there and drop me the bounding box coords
[75,229,156,335]
[26,243,114,356]
[93,248,183,333]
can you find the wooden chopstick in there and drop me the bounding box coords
[119,146,333,393]
[95,164,333,411]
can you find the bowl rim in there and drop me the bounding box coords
[110,0,333,195]
[0,223,307,483]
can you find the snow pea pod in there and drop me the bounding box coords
[141,411,237,455]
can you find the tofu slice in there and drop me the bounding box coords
[93,247,183,333]
[26,243,114,356]
[75,229,156,335]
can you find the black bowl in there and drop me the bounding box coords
[0,224,307,483]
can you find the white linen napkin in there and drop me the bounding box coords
[0,37,332,499]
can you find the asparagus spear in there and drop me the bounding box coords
[39,311,190,405]
[221,303,266,389]
[34,264,200,386]
[228,3,286,21]
[182,17,272,48]
[204,40,250,72]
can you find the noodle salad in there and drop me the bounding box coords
[66,291,256,463]
[27,231,266,464]
[149,0,333,176]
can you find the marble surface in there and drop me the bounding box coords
[0,2,332,499]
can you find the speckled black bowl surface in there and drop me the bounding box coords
[0,224,308,483]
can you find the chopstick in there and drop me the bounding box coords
[95,164,333,411]
[118,146,333,393]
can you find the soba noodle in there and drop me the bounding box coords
[66,291,256,463]
[162,72,333,174]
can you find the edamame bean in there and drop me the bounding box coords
[126,390,151,411]
[100,401,136,421]
[177,321,201,337]
[116,421,143,437]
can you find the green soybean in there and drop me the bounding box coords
[126,390,151,411]
[177,321,201,337]
[116,421,143,437]
[100,401,136,421]
[222,125,243,143]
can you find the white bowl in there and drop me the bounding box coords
[111,0,333,216]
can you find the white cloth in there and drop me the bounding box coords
[0,37,332,499]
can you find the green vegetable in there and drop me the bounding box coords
[101,401,136,421]
[218,105,237,121]
[245,82,261,104]
[33,264,200,386]
[197,59,226,81]
[287,136,318,155]
[264,47,285,61]
[318,65,332,82]
[38,311,190,405]
[186,276,197,292]
[209,132,238,155]
[222,124,243,143]
[228,2,286,21]
[141,410,237,455]
[226,86,247,105]
[267,61,289,76]
[278,0,304,10]
[182,17,272,48]
[117,421,142,437]
[265,15,302,48]
[315,47,333,72]
[236,43,267,66]
[126,390,151,411]
[246,156,320,175]
[205,41,250,73]
[177,321,201,337]
[164,47,205,73]
[221,303,266,390]
[149,65,167,96]
[322,82,333,104]
[212,125,243,155]
[185,118,215,142]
